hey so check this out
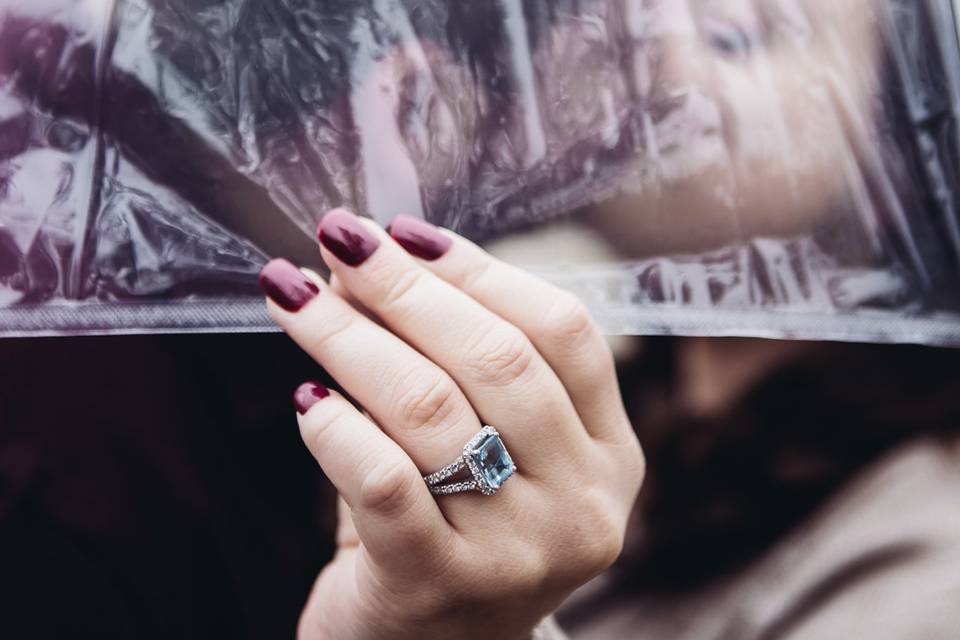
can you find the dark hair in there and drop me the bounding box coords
[608,339,960,592]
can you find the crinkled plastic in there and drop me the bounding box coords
[1,0,959,344]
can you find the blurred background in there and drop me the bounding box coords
[1,1,959,638]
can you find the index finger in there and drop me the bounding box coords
[294,382,455,573]
[388,215,630,444]
[315,208,589,473]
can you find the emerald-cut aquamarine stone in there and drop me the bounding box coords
[474,432,515,489]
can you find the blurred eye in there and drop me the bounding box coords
[0,174,20,204]
[705,22,755,59]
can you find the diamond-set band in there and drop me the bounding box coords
[423,426,516,497]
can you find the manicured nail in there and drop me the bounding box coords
[389,215,453,261]
[259,258,319,312]
[317,208,380,267]
[293,381,330,415]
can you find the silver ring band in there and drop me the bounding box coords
[423,426,517,496]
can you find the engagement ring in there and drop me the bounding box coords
[423,426,516,496]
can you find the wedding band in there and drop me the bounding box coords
[423,426,517,496]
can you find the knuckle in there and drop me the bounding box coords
[542,292,596,345]
[392,369,462,430]
[308,310,356,352]
[465,327,538,387]
[503,557,549,601]
[421,533,462,579]
[378,267,428,314]
[304,409,350,450]
[543,292,618,378]
[391,532,461,598]
[453,255,495,293]
[464,546,549,602]
[553,494,625,584]
[520,547,552,593]
[593,515,626,570]
[421,542,475,596]
[358,459,418,516]
[581,499,625,573]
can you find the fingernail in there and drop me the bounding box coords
[317,208,380,267]
[293,381,330,415]
[389,215,453,261]
[259,259,320,312]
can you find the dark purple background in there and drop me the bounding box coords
[0,334,337,639]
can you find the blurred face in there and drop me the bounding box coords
[0,0,882,275]
[587,0,880,257]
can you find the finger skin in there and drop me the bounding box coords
[262,260,482,474]
[390,215,632,444]
[316,209,589,472]
[336,497,360,548]
[294,384,452,571]
[265,260,538,533]
[327,272,378,323]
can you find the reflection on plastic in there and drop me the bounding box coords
[0,0,959,344]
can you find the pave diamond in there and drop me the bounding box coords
[472,432,515,490]
[423,426,516,497]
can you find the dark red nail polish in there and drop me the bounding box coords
[259,259,319,312]
[389,215,453,261]
[294,381,330,415]
[317,208,380,267]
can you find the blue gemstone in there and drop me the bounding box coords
[475,433,515,489]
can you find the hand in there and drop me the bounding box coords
[260,209,645,639]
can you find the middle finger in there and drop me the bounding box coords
[316,208,590,470]
[260,258,481,475]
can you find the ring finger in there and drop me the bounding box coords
[259,258,484,478]
[314,209,592,476]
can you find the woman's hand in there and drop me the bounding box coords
[260,209,645,639]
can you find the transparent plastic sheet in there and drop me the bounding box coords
[1,0,959,344]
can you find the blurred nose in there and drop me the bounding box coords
[627,0,706,104]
